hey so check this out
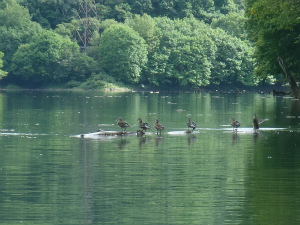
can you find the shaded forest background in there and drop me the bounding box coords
[0,0,298,90]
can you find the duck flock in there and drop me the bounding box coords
[117,117,164,135]
[115,113,265,135]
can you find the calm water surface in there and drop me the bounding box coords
[0,90,299,225]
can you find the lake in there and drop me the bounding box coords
[0,90,299,225]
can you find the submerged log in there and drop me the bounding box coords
[97,131,136,136]
[80,130,137,138]
[137,130,146,137]
[186,130,194,134]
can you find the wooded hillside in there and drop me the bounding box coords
[0,0,288,89]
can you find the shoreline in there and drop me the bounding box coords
[0,83,291,94]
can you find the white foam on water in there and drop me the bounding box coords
[0,132,48,136]
[167,127,288,135]
[167,130,200,135]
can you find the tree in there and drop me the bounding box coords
[15,0,246,29]
[18,0,78,29]
[163,18,216,87]
[0,0,42,71]
[98,19,119,34]
[211,12,247,39]
[55,18,100,48]
[245,0,300,97]
[126,14,157,45]
[128,0,153,15]
[0,51,7,80]
[127,15,255,88]
[210,28,256,86]
[99,24,148,84]
[11,30,93,85]
[126,14,162,84]
[131,16,217,87]
[0,0,33,28]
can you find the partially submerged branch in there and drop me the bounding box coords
[277,56,300,99]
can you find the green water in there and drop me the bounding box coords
[0,90,299,225]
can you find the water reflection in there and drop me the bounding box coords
[155,136,164,146]
[253,132,259,143]
[79,140,96,225]
[231,132,240,144]
[117,137,130,149]
[187,134,196,145]
[138,136,150,149]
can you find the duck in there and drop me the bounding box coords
[253,113,270,132]
[252,114,259,130]
[154,119,165,134]
[231,118,241,131]
[117,117,130,132]
[137,118,151,132]
[187,118,196,131]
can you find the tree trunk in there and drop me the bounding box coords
[277,56,300,99]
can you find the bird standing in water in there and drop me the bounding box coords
[253,113,269,133]
[187,118,196,131]
[137,118,151,132]
[154,119,165,135]
[117,117,130,132]
[252,114,259,130]
[231,118,241,131]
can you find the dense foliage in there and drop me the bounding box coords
[0,0,42,71]
[18,0,246,28]
[0,0,258,89]
[245,0,300,82]
[0,51,7,79]
[11,30,95,86]
[99,24,148,83]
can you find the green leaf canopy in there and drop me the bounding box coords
[246,0,300,81]
[11,30,80,84]
[99,24,148,84]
